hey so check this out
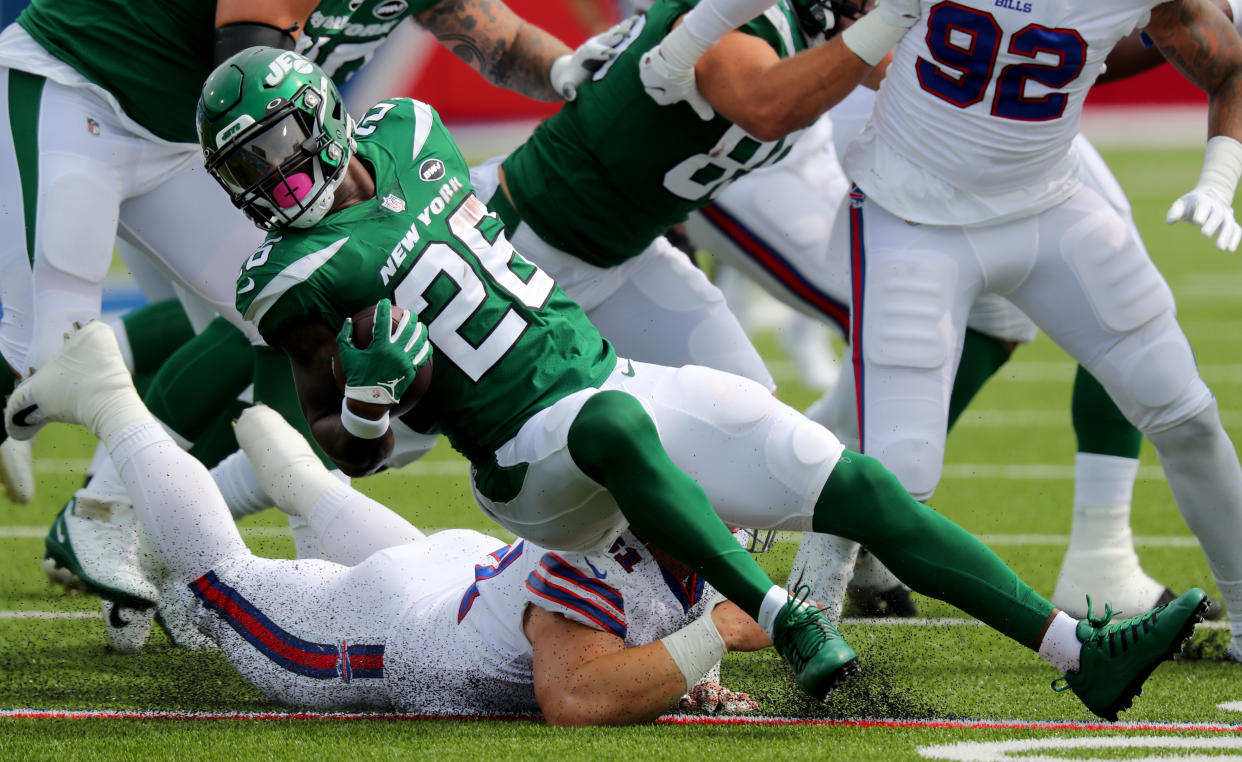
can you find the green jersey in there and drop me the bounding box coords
[17,0,429,143]
[498,0,808,268]
[235,98,616,465]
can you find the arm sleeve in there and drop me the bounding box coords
[213,21,297,65]
[680,0,778,48]
[525,551,630,639]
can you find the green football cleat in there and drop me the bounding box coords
[1054,588,1208,721]
[772,585,860,698]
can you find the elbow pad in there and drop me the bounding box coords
[213,21,298,66]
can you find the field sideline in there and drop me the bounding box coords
[3,145,1242,760]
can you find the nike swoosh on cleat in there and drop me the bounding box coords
[10,404,39,429]
[109,605,130,628]
[622,360,635,377]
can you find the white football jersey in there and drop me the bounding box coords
[844,0,1165,225]
[382,528,716,715]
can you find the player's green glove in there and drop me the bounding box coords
[336,299,432,406]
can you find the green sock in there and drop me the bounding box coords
[567,390,775,618]
[121,299,194,375]
[253,344,336,468]
[144,318,253,444]
[1072,365,1142,458]
[187,398,249,469]
[947,329,1013,430]
[814,452,1054,647]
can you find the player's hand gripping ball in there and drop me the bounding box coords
[335,299,433,416]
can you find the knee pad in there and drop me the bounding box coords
[862,251,959,370]
[39,165,121,283]
[869,436,944,502]
[1061,207,1173,333]
[1097,317,1210,433]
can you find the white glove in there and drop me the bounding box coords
[1166,135,1242,253]
[549,15,641,101]
[1166,190,1242,252]
[639,23,716,120]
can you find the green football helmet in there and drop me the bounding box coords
[197,47,355,230]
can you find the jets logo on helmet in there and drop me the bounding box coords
[196,47,356,230]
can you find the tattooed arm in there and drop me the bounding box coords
[1099,0,1234,83]
[1146,0,1242,140]
[415,0,573,101]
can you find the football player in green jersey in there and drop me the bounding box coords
[186,46,1210,717]
[471,0,893,397]
[0,0,634,621]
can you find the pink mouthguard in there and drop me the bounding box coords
[272,172,313,208]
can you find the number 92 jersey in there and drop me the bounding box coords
[499,0,812,268]
[845,0,1164,226]
[235,99,616,465]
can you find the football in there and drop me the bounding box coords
[334,302,433,417]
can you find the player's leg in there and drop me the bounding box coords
[112,298,195,398]
[0,69,33,495]
[1005,187,1242,650]
[471,368,859,698]
[234,404,425,566]
[583,236,775,388]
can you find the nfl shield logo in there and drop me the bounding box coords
[381,194,406,213]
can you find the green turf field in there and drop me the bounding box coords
[3,146,1242,760]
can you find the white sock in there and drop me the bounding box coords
[306,484,426,565]
[82,454,127,498]
[757,584,791,636]
[1074,452,1139,506]
[787,534,859,623]
[1215,577,1242,639]
[287,513,326,560]
[209,450,272,519]
[1037,611,1081,673]
[107,421,248,578]
[1149,403,1242,609]
[86,442,111,480]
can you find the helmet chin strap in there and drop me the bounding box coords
[288,186,336,228]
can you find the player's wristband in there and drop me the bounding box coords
[660,598,728,691]
[655,23,714,73]
[1196,135,1242,205]
[841,8,909,67]
[339,398,390,440]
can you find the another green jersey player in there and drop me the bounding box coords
[196,47,1210,718]
[3,0,634,623]
[470,0,885,390]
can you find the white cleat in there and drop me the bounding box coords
[44,490,160,607]
[1053,546,1169,619]
[101,599,155,654]
[1227,639,1242,664]
[4,321,136,441]
[0,436,35,502]
[234,404,339,517]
